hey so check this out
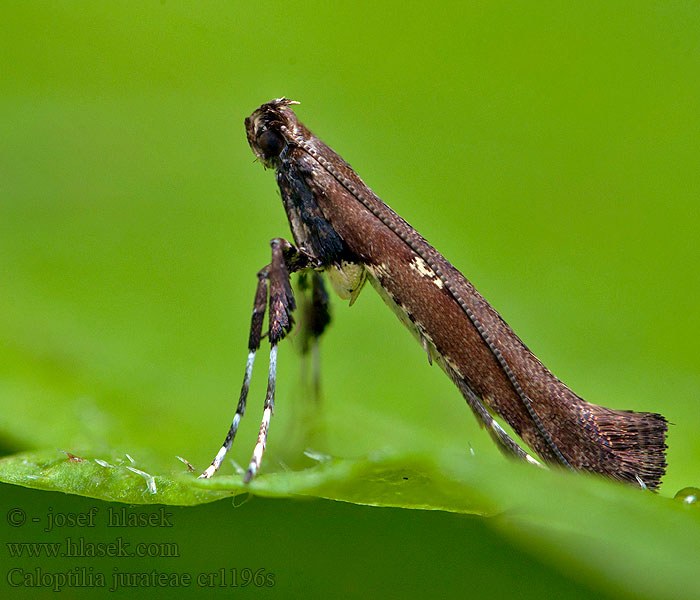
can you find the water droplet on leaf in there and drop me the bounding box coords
[674,487,700,505]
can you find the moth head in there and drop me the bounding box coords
[245,98,300,168]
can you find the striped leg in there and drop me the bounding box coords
[199,273,268,479]
[200,238,306,481]
[244,343,278,482]
[244,239,296,481]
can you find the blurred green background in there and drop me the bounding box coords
[1,1,699,598]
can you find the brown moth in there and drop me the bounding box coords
[200,98,667,489]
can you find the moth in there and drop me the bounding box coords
[200,98,668,489]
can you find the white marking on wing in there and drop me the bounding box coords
[409,256,444,289]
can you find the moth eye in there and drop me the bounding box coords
[257,129,285,158]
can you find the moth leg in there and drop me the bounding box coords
[298,271,331,399]
[244,238,299,482]
[419,331,433,366]
[199,238,313,480]
[454,378,543,468]
[198,273,268,479]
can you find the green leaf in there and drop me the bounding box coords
[0,449,227,506]
[2,446,700,600]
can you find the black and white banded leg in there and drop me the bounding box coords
[199,238,312,481]
[198,274,267,479]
